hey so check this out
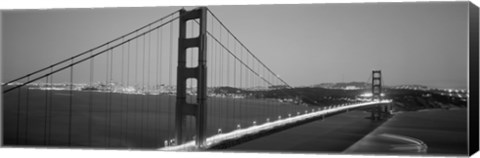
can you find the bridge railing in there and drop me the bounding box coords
[161,100,391,150]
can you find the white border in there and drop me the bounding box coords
[0,1,477,158]
[0,0,472,10]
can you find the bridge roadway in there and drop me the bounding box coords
[160,100,391,151]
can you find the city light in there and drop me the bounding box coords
[360,93,373,97]
[360,92,385,97]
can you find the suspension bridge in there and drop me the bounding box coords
[2,7,392,150]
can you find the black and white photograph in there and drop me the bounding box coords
[1,1,478,157]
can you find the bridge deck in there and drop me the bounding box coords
[225,110,384,153]
[160,100,391,150]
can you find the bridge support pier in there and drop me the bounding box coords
[369,104,392,121]
[370,110,376,121]
[175,7,208,148]
[369,106,379,121]
[369,70,386,121]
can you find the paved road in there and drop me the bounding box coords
[224,110,384,153]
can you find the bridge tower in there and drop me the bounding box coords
[370,70,383,120]
[371,70,382,101]
[175,7,208,147]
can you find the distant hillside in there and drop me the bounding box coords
[312,82,370,90]
[211,86,467,111]
[312,82,434,91]
[211,86,247,94]
[212,86,367,106]
[391,84,429,90]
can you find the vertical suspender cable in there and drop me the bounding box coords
[126,40,131,144]
[69,59,74,146]
[216,28,220,131]
[233,41,238,128]
[240,45,244,127]
[120,37,126,144]
[107,43,115,146]
[208,18,214,133]
[209,17,215,136]
[120,37,125,146]
[146,26,152,146]
[239,48,244,126]
[44,75,49,145]
[105,44,109,146]
[89,50,94,146]
[134,33,139,142]
[25,76,30,144]
[148,25,153,145]
[214,20,220,131]
[168,15,173,142]
[141,34,146,146]
[156,23,161,146]
[245,49,250,124]
[16,84,21,144]
[48,67,53,145]
[226,33,231,131]
[220,25,226,131]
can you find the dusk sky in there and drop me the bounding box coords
[1,2,469,89]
